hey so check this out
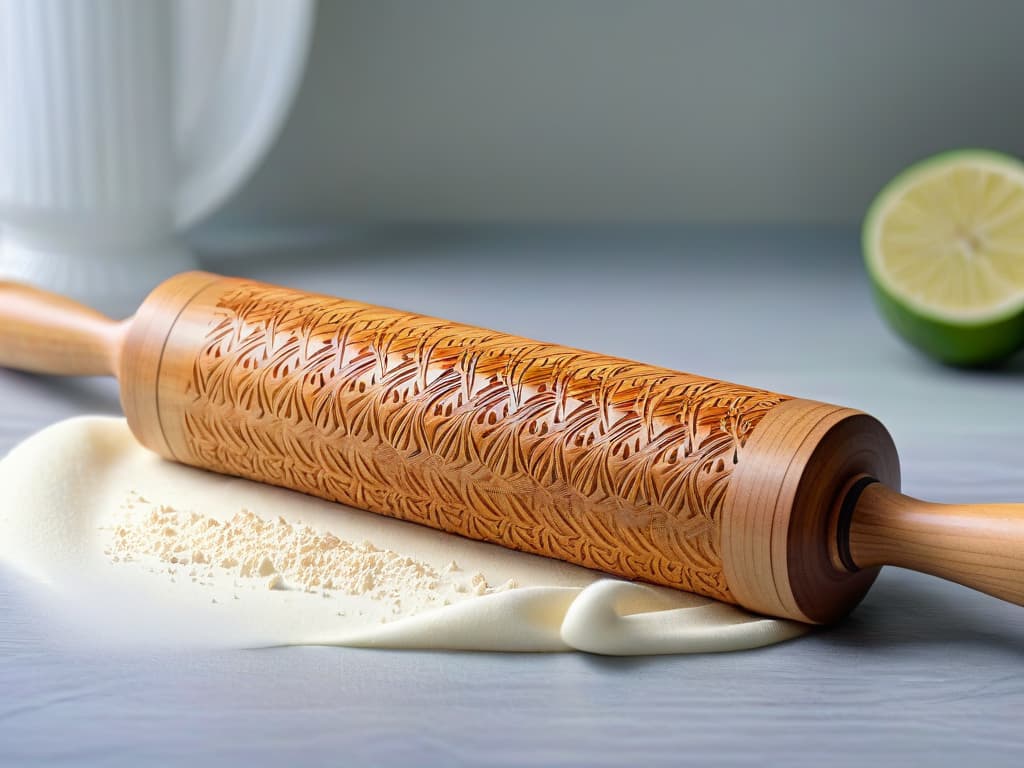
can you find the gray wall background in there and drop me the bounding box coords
[215,0,1024,229]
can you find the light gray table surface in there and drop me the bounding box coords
[1,229,1022,767]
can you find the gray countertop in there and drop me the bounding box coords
[2,229,1022,766]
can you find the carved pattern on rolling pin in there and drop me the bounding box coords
[180,283,790,601]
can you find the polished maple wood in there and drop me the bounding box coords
[0,281,127,377]
[1,272,1021,623]
[137,273,790,603]
[850,482,1024,607]
[722,400,901,623]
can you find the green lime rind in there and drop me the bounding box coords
[870,280,1024,366]
[863,148,1024,366]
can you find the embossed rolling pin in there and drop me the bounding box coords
[2,272,1023,623]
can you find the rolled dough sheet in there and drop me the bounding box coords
[0,417,806,655]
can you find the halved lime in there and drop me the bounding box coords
[864,149,1024,365]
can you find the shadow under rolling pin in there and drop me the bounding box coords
[1,272,1022,624]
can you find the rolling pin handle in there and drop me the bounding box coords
[0,281,126,377]
[847,480,1024,607]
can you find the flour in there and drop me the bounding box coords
[104,494,501,614]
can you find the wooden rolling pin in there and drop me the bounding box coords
[1,272,1022,623]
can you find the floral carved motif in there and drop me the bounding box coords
[181,283,790,601]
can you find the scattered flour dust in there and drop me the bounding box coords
[103,491,516,620]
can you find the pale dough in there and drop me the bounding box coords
[0,417,806,654]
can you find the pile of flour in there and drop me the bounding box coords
[105,496,511,613]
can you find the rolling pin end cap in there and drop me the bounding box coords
[120,271,223,461]
[722,400,900,624]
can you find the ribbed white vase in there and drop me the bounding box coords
[0,0,315,317]
[0,0,191,317]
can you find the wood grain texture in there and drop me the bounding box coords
[722,401,900,623]
[0,282,125,377]
[119,273,1024,621]
[6,267,1018,623]
[145,275,792,603]
[851,482,1024,606]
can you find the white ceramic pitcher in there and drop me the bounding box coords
[0,0,314,316]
